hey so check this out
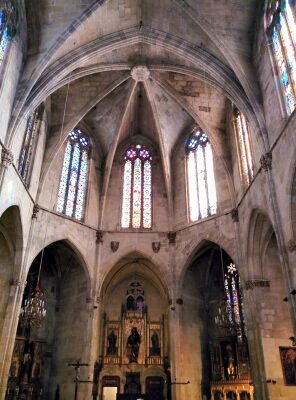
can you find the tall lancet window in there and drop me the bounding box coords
[186,129,217,221]
[56,128,90,221]
[121,144,152,229]
[18,106,43,186]
[267,0,296,115]
[233,108,253,187]
[0,9,9,65]
[224,263,246,341]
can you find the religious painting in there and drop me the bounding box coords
[279,347,296,385]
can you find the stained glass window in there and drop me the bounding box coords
[267,0,296,115]
[121,144,152,229]
[224,263,246,340]
[0,10,8,64]
[233,108,253,187]
[56,128,90,221]
[186,128,217,221]
[18,106,43,186]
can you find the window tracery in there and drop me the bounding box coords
[233,108,253,187]
[266,0,296,115]
[56,128,90,221]
[18,107,43,186]
[186,129,217,221]
[121,144,152,229]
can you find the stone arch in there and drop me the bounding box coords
[246,208,275,278]
[99,250,170,303]
[177,236,237,298]
[0,206,23,336]
[25,238,92,298]
[7,238,92,399]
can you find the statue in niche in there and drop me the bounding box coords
[107,330,117,355]
[126,327,141,363]
[150,331,160,356]
[225,344,236,378]
[136,296,144,312]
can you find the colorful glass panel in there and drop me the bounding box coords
[224,263,245,340]
[269,0,296,115]
[187,151,199,221]
[121,144,152,229]
[186,130,217,221]
[143,160,152,228]
[57,141,72,214]
[132,158,142,228]
[0,10,8,64]
[18,109,41,185]
[56,129,90,221]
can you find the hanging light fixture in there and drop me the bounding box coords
[19,247,47,328]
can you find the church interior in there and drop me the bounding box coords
[0,1,296,399]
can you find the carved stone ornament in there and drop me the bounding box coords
[1,147,13,167]
[287,239,296,252]
[231,208,239,222]
[260,152,272,171]
[96,230,104,244]
[167,232,177,245]
[152,242,161,253]
[32,204,40,219]
[110,241,119,252]
[131,65,150,82]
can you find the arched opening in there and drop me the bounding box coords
[5,240,90,400]
[181,241,253,400]
[0,206,23,335]
[96,256,168,400]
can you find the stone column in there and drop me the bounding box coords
[0,146,14,196]
[0,279,25,400]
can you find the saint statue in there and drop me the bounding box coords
[225,344,235,378]
[126,327,141,363]
[107,330,117,355]
[151,331,160,356]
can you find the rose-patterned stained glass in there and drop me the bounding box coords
[121,144,152,229]
[186,129,217,222]
[267,0,296,115]
[224,263,246,340]
[234,109,253,187]
[18,107,42,186]
[56,128,90,221]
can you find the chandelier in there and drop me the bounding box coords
[19,283,46,327]
[19,246,47,328]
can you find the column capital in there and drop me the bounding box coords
[1,147,14,168]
